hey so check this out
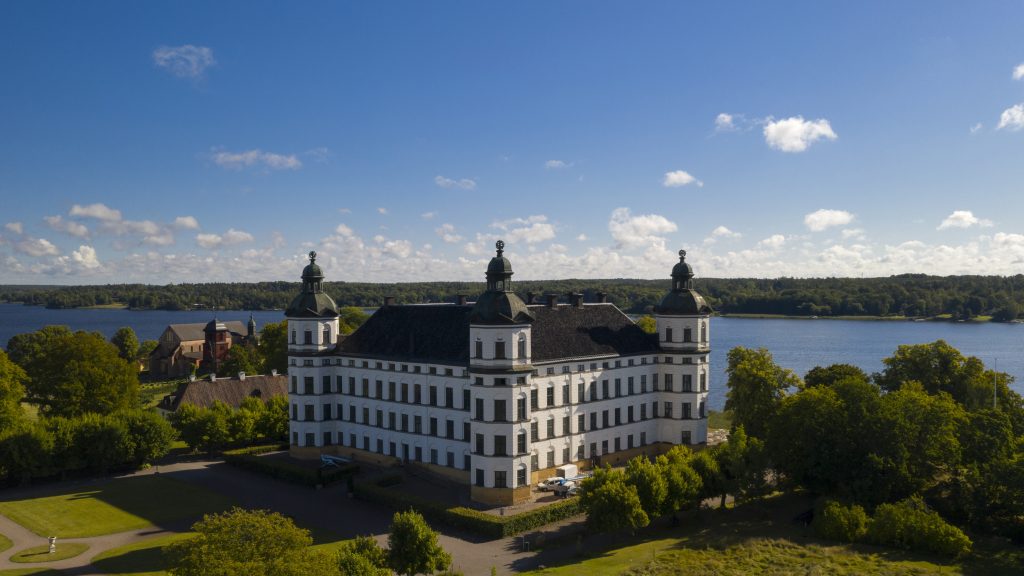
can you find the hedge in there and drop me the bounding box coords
[866,497,972,558]
[353,474,582,538]
[223,445,358,487]
[813,500,869,542]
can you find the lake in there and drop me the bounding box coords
[2,303,1022,409]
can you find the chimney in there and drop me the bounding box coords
[238,371,246,381]
[209,373,216,382]
[383,296,395,308]
[570,293,584,307]
[270,369,278,377]
[596,291,608,304]
[456,294,468,305]
[545,294,558,308]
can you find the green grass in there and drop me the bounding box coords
[9,543,90,563]
[0,533,11,553]
[0,569,63,576]
[139,380,183,409]
[0,475,234,538]
[523,494,1023,576]
[90,533,194,576]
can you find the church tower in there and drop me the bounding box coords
[654,250,712,445]
[467,240,535,504]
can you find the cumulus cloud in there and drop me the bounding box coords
[763,116,838,152]
[44,215,89,238]
[758,234,786,249]
[841,228,866,240]
[997,104,1024,131]
[937,210,993,230]
[436,223,463,244]
[196,228,254,248]
[545,160,568,169]
[1014,63,1024,81]
[70,245,101,269]
[4,222,23,235]
[704,225,741,244]
[715,113,736,132]
[434,175,476,190]
[373,235,412,258]
[174,216,200,229]
[608,207,677,249]
[152,45,215,78]
[804,209,854,232]
[577,234,588,241]
[662,170,703,188]
[491,215,556,244]
[17,237,59,257]
[70,203,122,221]
[421,211,436,220]
[212,149,302,170]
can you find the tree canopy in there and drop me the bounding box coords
[386,509,451,576]
[724,347,800,439]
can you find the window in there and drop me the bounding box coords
[627,405,634,422]
[547,448,555,468]
[414,385,422,404]
[683,402,692,419]
[414,415,422,434]
[291,404,297,420]
[323,403,332,420]
[304,404,314,421]
[614,437,621,452]
[518,431,527,454]
[562,385,570,404]
[530,420,538,442]
[494,435,507,456]
[388,412,396,430]
[304,330,312,345]
[701,322,707,343]
[684,327,692,342]
[665,373,674,392]
[375,380,383,398]
[641,431,647,446]
[627,377,634,395]
[590,412,597,431]
[463,389,470,410]
[518,336,527,358]
[495,377,507,386]
[429,386,437,406]
[665,327,673,342]
[290,376,296,393]
[290,331,296,344]
[445,387,454,408]
[475,433,484,453]
[362,407,369,424]
[475,340,483,358]
[495,341,506,359]
[615,379,621,397]
[361,379,368,396]
[682,374,693,392]
[562,415,570,435]
[665,402,673,418]
[304,377,314,395]
[323,328,331,344]
[589,383,597,402]
[388,381,396,400]
[401,383,409,403]
[430,449,438,464]
[517,397,527,420]
[530,389,538,410]
[475,398,484,420]
[447,452,454,467]
[349,405,355,421]
[546,418,555,438]
[546,387,555,407]
[640,404,647,420]
[446,419,454,439]
[602,410,609,428]
[430,417,438,436]
[463,421,470,441]
[640,374,647,393]
[614,407,621,426]
[577,383,585,403]
[700,373,707,392]
[682,430,692,445]
[577,444,585,460]
[517,467,527,487]
[699,401,706,418]
[577,413,585,432]
[401,413,408,431]
[531,453,539,470]
[494,399,507,422]
[305,433,316,447]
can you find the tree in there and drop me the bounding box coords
[0,350,27,430]
[579,467,649,533]
[635,315,657,334]
[336,536,390,576]
[166,508,335,576]
[804,364,868,388]
[656,445,703,513]
[338,307,370,335]
[387,509,451,576]
[625,456,668,517]
[137,339,159,363]
[257,396,290,441]
[713,426,769,506]
[724,347,800,439]
[875,340,996,410]
[171,403,230,453]
[11,328,139,418]
[117,409,176,465]
[221,343,262,378]
[111,326,140,362]
[258,321,289,375]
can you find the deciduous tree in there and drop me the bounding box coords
[724,347,800,439]
[387,509,451,576]
[0,350,27,430]
[110,326,140,362]
[580,467,649,533]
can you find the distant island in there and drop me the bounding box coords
[2,273,1022,322]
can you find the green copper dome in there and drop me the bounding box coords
[656,250,712,315]
[286,251,339,318]
[471,240,534,325]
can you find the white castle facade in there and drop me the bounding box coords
[286,241,711,504]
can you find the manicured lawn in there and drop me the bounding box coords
[9,543,89,563]
[90,533,194,576]
[0,569,63,576]
[524,494,1023,576]
[0,533,11,553]
[0,475,234,538]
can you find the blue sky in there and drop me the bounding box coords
[1,1,1023,284]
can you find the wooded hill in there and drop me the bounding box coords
[2,274,1023,320]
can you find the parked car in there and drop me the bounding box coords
[553,480,577,496]
[537,477,565,492]
[565,485,582,497]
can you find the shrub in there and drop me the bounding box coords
[866,497,972,557]
[352,476,582,538]
[813,500,868,542]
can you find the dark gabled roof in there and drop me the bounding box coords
[168,321,247,343]
[529,303,658,362]
[335,301,657,364]
[159,374,287,412]
[337,304,472,363]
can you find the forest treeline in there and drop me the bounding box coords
[2,274,1023,320]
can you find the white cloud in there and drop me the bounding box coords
[434,175,477,190]
[491,215,556,244]
[970,123,983,134]
[338,208,352,214]
[421,211,437,220]
[223,229,254,244]
[1014,63,1024,81]
[174,216,200,229]
[841,228,866,240]
[704,225,741,244]
[545,160,568,169]
[804,209,854,232]
[937,210,993,230]
[212,149,302,170]
[44,215,89,238]
[70,203,122,221]
[577,234,588,241]
[436,223,463,244]
[997,104,1024,131]
[715,113,736,132]
[758,234,786,249]
[195,228,253,249]
[335,224,355,237]
[152,45,215,78]
[196,233,222,249]
[608,207,677,249]
[377,207,388,215]
[763,116,838,152]
[4,222,23,235]
[373,235,412,258]
[70,245,101,269]
[662,170,703,188]
[17,237,59,257]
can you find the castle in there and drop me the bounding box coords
[286,241,711,505]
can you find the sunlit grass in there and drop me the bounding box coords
[9,543,89,564]
[90,533,194,576]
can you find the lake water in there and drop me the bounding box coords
[2,303,1022,409]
